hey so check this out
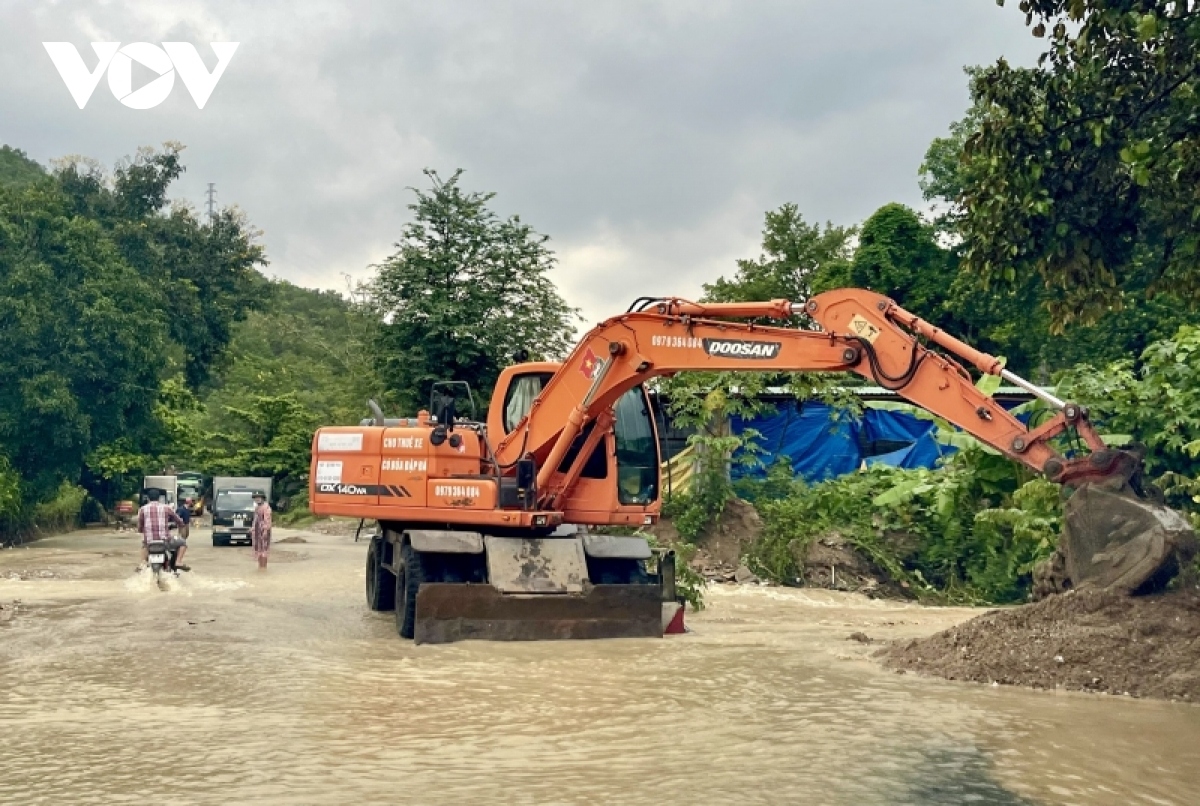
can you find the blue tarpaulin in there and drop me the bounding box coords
[730,402,954,483]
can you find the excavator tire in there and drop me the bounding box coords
[365,535,395,612]
[1059,482,1198,594]
[395,542,427,639]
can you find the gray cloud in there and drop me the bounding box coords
[0,0,1042,324]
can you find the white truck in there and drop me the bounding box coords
[141,475,178,507]
[211,476,272,547]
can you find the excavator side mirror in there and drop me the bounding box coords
[429,381,477,422]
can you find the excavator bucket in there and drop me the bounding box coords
[1058,482,1197,594]
[411,535,670,644]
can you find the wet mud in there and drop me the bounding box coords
[1,527,1199,805]
[880,588,1200,701]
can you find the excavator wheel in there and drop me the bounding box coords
[365,535,395,612]
[1059,481,1197,594]
[395,542,428,639]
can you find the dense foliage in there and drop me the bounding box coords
[367,169,579,413]
[1057,323,1200,515]
[182,281,391,507]
[957,1,1200,328]
[0,144,264,529]
[743,448,1061,604]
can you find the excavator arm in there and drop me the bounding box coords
[497,288,1119,507]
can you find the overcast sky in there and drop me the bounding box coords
[1,1,1042,325]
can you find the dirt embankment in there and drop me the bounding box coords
[648,498,764,582]
[650,499,910,596]
[878,588,1200,701]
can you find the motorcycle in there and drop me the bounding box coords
[145,528,181,583]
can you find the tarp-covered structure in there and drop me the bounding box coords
[730,402,952,484]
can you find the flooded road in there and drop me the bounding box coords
[2,525,1198,805]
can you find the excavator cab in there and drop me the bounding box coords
[490,363,662,524]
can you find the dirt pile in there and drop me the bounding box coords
[650,501,912,596]
[878,589,1200,701]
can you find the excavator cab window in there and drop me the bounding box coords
[503,372,554,433]
[614,387,659,505]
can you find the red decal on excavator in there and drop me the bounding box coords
[580,347,600,379]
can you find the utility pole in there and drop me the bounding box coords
[205,182,217,226]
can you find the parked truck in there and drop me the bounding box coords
[176,471,205,515]
[141,475,178,507]
[211,476,272,547]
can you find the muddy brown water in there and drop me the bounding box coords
[2,526,1198,805]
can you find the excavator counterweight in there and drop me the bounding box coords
[311,287,1195,643]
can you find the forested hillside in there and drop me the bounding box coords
[184,278,388,507]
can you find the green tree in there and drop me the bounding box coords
[0,180,168,502]
[959,1,1200,328]
[56,144,267,387]
[848,203,957,322]
[0,145,45,187]
[921,61,1196,376]
[368,169,578,411]
[1057,324,1200,483]
[187,277,391,495]
[199,279,387,425]
[198,394,318,503]
[704,203,854,324]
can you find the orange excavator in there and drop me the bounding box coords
[310,288,1195,643]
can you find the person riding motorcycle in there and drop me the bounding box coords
[138,488,184,571]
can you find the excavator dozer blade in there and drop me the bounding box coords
[414,583,665,644]
[1060,483,1198,594]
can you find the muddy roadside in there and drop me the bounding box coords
[651,499,1200,703]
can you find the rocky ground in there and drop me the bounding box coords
[877,588,1200,702]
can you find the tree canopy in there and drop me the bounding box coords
[848,203,957,322]
[703,202,854,326]
[957,1,1200,328]
[0,146,45,187]
[0,143,267,517]
[368,169,579,412]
